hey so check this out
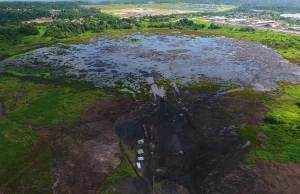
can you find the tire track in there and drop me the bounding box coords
[0,97,11,121]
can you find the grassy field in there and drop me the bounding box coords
[232,84,300,164]
[0,75,109,192]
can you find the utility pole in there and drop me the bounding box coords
[152,170,155,194]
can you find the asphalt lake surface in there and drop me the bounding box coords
[2,33,300,91]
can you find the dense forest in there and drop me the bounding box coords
[0,2,105,43]
[94,0,300,6]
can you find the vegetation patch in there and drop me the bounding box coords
[0,75,110,192]
[0,119,37,169]
[244,85,300,163]
[118,88,136,97]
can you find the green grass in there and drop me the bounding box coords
[11,87,106,126]
[243,85,300,163]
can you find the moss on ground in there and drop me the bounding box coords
[226,88,266,101]
[178,80,221,93]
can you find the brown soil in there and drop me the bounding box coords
[255,162,300,194]
[36,97,143,194]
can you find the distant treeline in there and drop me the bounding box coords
[43,15,211,38]
[91,0,300,6]
[235,3,300,13]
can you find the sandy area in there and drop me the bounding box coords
[103,8,197,18]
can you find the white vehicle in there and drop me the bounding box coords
[138,139,144,145]
[136,162,142,171]
[138,157,144,161]
[137,149,144,156]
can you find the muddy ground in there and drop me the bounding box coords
[35,97,143,194]
[31,95,300,194]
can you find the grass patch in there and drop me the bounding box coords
[0,75,108,126]
[0,71,50,78]
[10,85,107,126]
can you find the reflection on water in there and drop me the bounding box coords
[2,33,300,91]
[280,13,300,19]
